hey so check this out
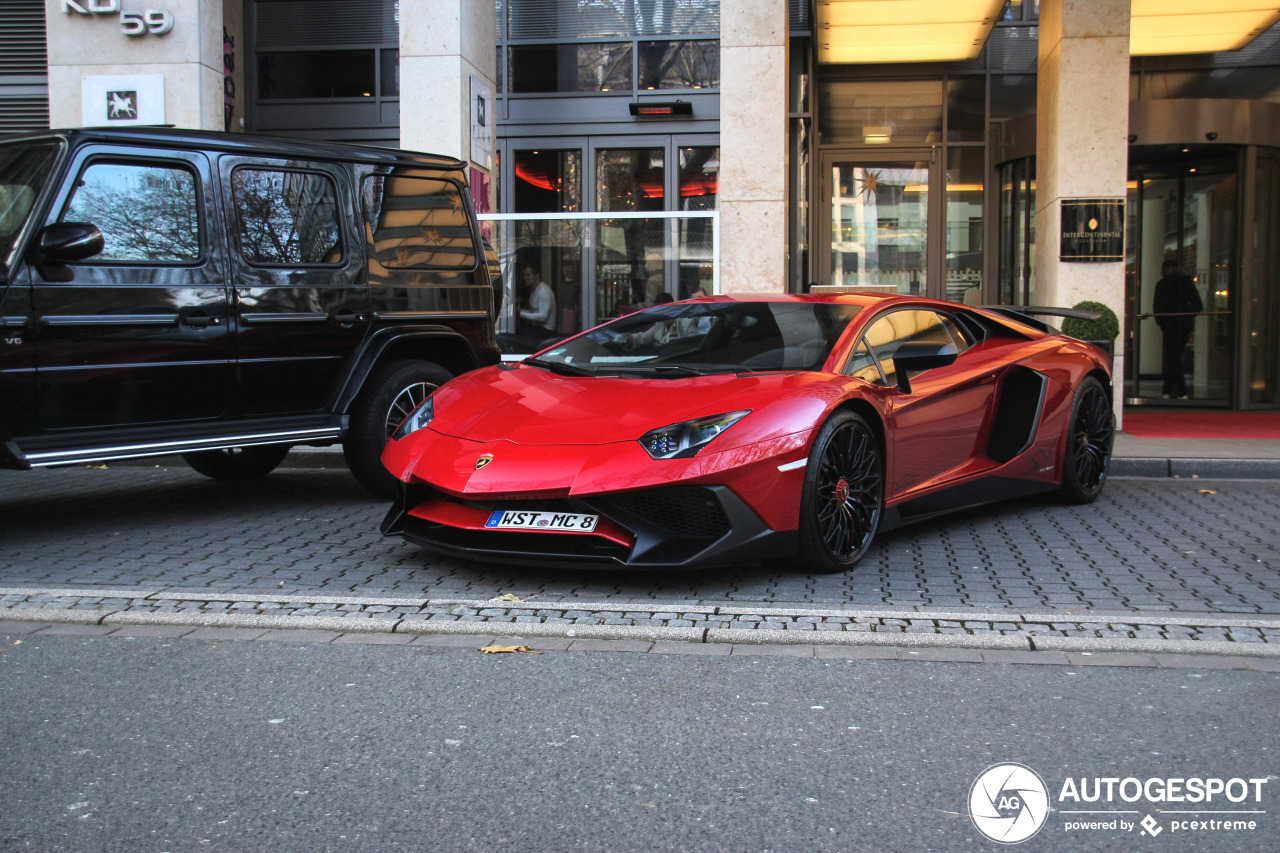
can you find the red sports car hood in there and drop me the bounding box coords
[426,363,763,444]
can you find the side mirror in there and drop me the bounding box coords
[893,341,958,393]
[40,222,104,263]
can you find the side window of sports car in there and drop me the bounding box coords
[939,313,974,352]
[859,309,953,387]
[844,338,884,384]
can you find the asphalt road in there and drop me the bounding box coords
[1,633,1277,853]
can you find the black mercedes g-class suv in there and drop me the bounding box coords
[0,127,500,496]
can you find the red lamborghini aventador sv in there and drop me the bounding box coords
[379,293,1114,571]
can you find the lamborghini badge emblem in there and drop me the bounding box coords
[475,454,494,470]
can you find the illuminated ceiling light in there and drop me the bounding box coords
[1131,0,1280,56]
[816,0,1005,64]
[862,125,892,144]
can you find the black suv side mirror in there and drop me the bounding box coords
[34,222,104,282]
[40,222,105,262]
[893,341,958,393]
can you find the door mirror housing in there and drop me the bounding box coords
[40,222,105,263]
[893,341,958,393]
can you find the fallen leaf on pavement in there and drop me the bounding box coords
[1197,489,1218,495]
[479,644,542,654]
[489,593,524,602]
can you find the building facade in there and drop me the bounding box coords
[5,0,1280,410]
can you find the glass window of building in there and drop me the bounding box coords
[679,146,718,297]
[508,44,633,94]
[817,80,943,147]
[828,161,929,294]
[945,147,984,304]
[638,40,719,90]
[596,148,666,313]
[503,0,719,94]
[513,150,582,212]
[256,50,377,99]
[247,0,400,144]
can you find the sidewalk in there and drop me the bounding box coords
[1110,432,1280,478]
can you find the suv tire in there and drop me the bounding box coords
[183,445,292,480]
[344,359,453,497]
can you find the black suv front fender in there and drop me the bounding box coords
[335,325,497,414]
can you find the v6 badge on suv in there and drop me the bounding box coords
[0,127,500,496]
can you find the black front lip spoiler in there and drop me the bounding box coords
[381,484,797,570]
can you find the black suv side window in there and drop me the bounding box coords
[231,168,343,265]
[62,160,200,263]
[363,172,476,269]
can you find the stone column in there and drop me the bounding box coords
[399,0,496,189]
[46,0,235,130]
[719,0,789,293]
[1035,0,1131,418]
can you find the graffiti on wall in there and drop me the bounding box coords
[223,27,236,131]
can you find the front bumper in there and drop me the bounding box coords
[381,483,796,569]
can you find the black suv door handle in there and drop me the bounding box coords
[328,311,367,324]
[182,314,221,327]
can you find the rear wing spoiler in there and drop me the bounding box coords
[978,305,1102,335]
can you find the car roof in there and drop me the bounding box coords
[0,126,467,172]
[689,292,926,310]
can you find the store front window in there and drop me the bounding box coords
[492,138,718,355]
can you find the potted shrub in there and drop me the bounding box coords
[1061,300,1119,357]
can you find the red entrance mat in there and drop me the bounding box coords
[1122,411,1280,440]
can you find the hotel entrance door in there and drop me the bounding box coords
[1126,149,1236,406]
[820,152,935,296]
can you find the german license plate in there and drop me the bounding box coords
[485,510,599,533]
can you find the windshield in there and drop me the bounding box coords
[530,300,861,375]
[0,141,60,263]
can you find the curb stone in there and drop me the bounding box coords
[4,598,1278,658]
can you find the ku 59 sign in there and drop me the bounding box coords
[61,0,174,37]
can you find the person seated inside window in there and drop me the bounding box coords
[517,263,557,340]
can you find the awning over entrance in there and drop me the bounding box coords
[816,0,1280,64]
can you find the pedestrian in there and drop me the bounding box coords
[1152,259,1202,399]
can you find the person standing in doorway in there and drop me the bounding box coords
[517,263,557,342]
[1153,259,1202,399]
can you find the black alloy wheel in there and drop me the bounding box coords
[1057,375,1114,503]
[799,411,883,572]
[344,359,453,497]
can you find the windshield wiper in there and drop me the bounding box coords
[609,364,723,377]
[524,357,597,377]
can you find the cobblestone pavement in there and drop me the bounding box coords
[1,464,1277,655]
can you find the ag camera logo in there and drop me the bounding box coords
[970,763,1050,844]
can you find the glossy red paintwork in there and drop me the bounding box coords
[381,293,1112,565]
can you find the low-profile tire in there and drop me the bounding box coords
[798,410,884,573]
[182,445,291,480]
[1056,375,1114,504]
[344,359,453,498]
